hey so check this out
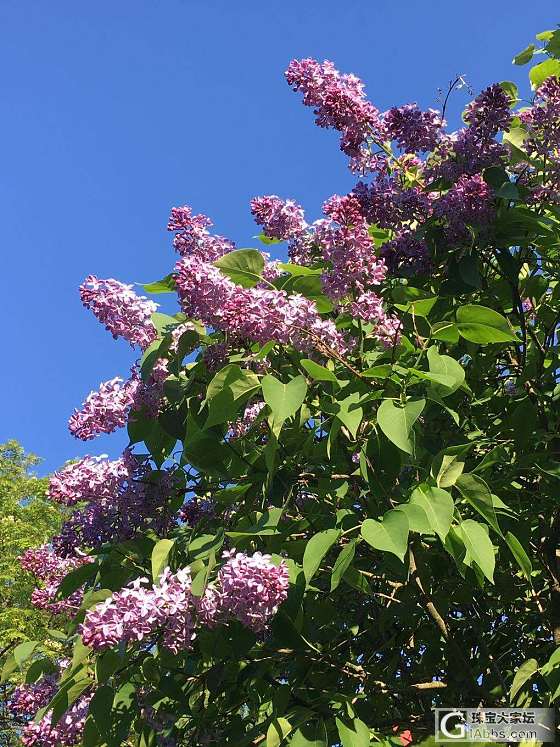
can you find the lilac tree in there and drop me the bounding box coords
[4,26,560,746]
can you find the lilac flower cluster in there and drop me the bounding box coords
[10,677,57,718]
[250,195,307,240]
[383,104,444,152]
[68,375,140,440]
[179,498,215,526]
[380,233,431,277]
[218,550,290,631]
[227,400,266,439]
[350,292,402,347]
[434,174,494,242]
[52,456,178,556]
[21,693,91,747]
[19,546,92,616]
[68,360,170,441]
[81,552,289,652]
[79,276,157,349]
[167,205,235,262]
[48,451,135,506]
[353,178,433,231]
[316,194,387,301]
[174,256,347,355]
[285,59,382,156]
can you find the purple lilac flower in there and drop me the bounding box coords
[227,401,266,439]
[52,461,178,556]
[80,276,157,349]
[10,677,57,718]
[353,178,433,230]
[174,257,348,355]
[315,194,387,300]
[434,173,494,242]
[250,195,307,240]
[19,546,92,616]
[349,292,402,347]
[167,205,235,262]
[380,233,431,276]
[285,58,383,157]
[383,104,444,152]
[463,84,513,139]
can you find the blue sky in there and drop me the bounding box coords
[0,1,554,474]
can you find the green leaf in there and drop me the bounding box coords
[399,502,431,534]
[262,374,308,427]
[506,531,533,582]
[427,347,465,397]
[331,539,357,591]
[14,640,38,667]
[457,520,495,582]
[529,58,560,89]
[88,685,114,740]
[25,658,56,684]
[335,717,370,747]
[409,485,454,541]
[300,359,339,384]
[188,530,224,559]
[513,43,535,65]
[95,650,122,683]
[142,274,176,294]
[206,364,260,402]
[303,529,340,584]
[431,321,459,343]
[376,398,425,455]
[510,659,538,698]
[432,451,465,488]
[1,654,17,683]
[151,538,175,582]
[56,561,98,600]
[214,248,265,287]
[455,473,501,535]
[289,720,328,746]
[361,509,409,561]
[267,718,293,747]
[456,305,517,343]
[334,392,364,439]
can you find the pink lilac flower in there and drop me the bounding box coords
[250,195,307,240]
[79,276,157,349]
[383,104,444,152]
[48,451,135,506]
[68,375,141,441]
[158,567,196,653]
[169,321,197,353]
[315,195,387,300]
[380,233,431,276]
[167,205,235,262]
[285,58,383,156]
[132,358,169,418]
[52,461,178,556]
[350,292,402,347]
[21,693,92,747]
[81,576,166,650]
[218,550,289,631]
[20,546,92,616]
[434,173,494,242]
[227,401,266,439]
[10,677,57,718]
[175,256,347,355]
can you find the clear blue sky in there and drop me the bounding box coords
[0,1,554,474]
